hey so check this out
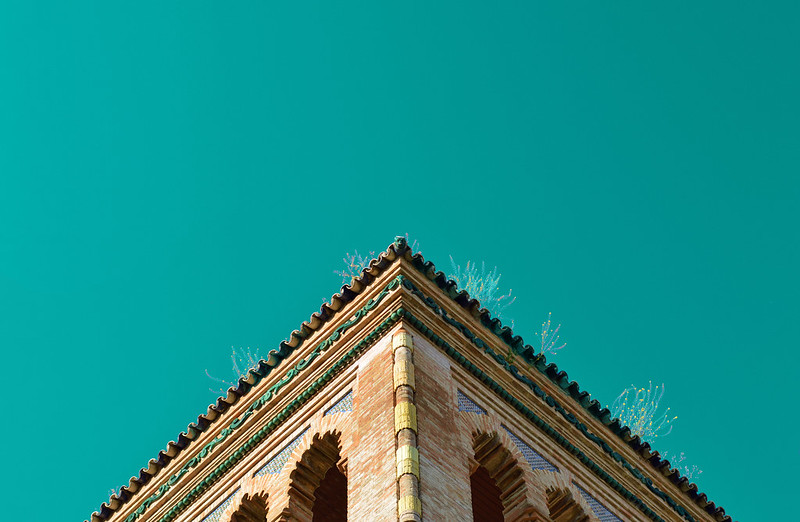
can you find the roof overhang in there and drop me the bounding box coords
[89,237,731,522]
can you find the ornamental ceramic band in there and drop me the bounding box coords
[398,495,422,517]
[393,360,416,390]
[393,328,421,521]
[394,401,418,434]
[396,445,420,479]
[392,330,414,353]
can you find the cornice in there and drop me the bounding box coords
[93,253,406,522]
[397,244,731,522]
[89,237,731,522]
[394,272,706,522]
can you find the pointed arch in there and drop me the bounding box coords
[267,417,348,522]
[531,470,595,522]
[228,492,269,522]
[461,412,549,521]
[220,476,273,522]
[281,412,351,477]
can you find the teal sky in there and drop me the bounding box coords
[2,2,798,520]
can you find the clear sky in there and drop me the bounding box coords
[2,2,798,520]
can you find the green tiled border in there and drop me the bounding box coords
[399,277,694,522]
[124,276,403,522]
[123,272,699,522]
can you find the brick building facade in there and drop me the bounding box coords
[89,238,731,522]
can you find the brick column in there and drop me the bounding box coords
[393,329,422,522]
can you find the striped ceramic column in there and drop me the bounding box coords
[393,328,421,522]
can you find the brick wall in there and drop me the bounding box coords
[413,333,474,521]
[348,333,396,521]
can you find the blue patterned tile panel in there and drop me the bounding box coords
[575,484,623,522]
[324,390,353,415]
[202,488,239,522]
[457,390,487,414]
[253,428,309,477]
[501,425,559,472]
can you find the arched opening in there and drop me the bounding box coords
[230,492,268,522]
[470,465,504,522]
[311,463,347,522]
[284,432,347,522]
[471,431,538,521]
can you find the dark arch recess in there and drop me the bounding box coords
[470,465,504,522]
[312,464,347,522]
[472,431,538,520]
[283,432,346,522]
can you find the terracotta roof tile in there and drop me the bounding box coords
[89,237,732,522]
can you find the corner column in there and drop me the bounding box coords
[393,328,422,522]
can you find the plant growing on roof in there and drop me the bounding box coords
[660,451,703,481]
[448,256,537,366]
[334,249,377,284]
[536,312,566,356]
[505,312,566,364]
[205,346,265,395]
[335,238,522,326]
[609,383,702,481]
[334,233,420,284]
[447,256,516,322]
[609,381,677,444]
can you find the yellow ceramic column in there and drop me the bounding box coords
[393,328,421,522]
